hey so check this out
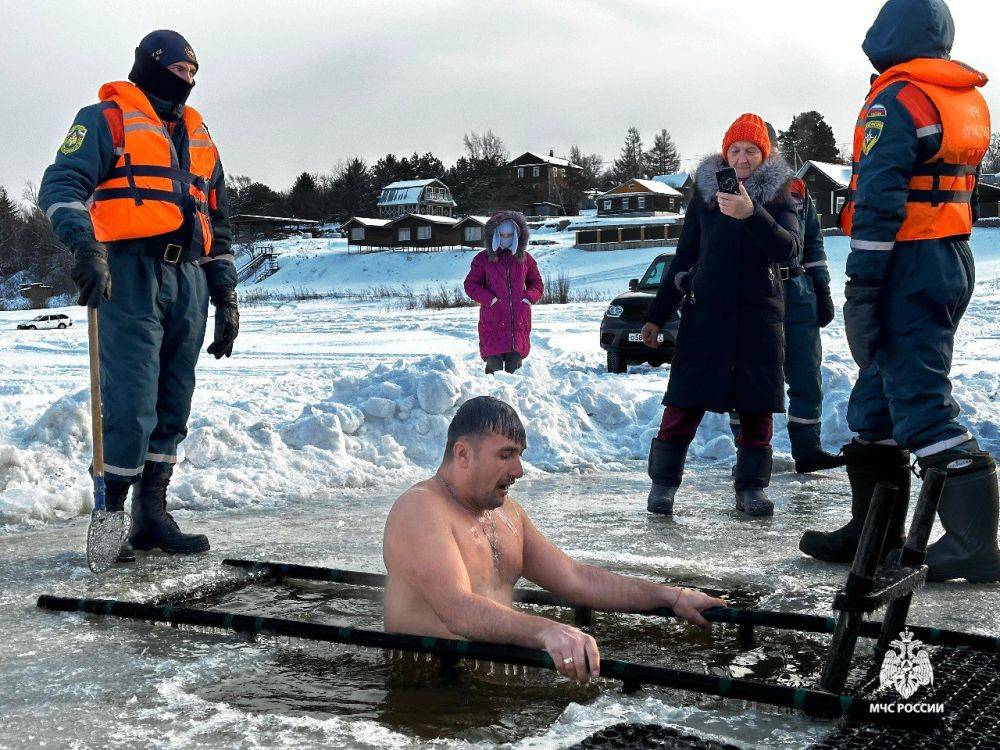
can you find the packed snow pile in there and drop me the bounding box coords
[2,229,1000,530]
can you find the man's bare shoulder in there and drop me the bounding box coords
[385,480,451,532]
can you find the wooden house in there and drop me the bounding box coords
[795,160,853,228]
[978,175,1000,219]
[596,179,683,217]
[377,178,457,219]
[389,214,461,249]
[455,215,492,248]
[508,150,584,217]
[341,217,394,251]
[230,214,320,240]
[652,172,694,207]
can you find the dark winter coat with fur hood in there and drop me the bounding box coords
[645,153,800,414]
[464,211,544,359]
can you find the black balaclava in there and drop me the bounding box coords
[128,30,198,109]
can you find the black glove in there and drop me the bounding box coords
[207,288,239,359]
[71,241,111,308]
[815,285,835,328]
[843,281,881,369]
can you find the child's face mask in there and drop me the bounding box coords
[494,219,518,252]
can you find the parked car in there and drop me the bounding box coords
[16,313,72,330]
[599,253,680,373]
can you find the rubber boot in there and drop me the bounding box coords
[919,443,1000,583]
[105,478,135,563]
[647,439,687,515]
[789,422,844,473]
[799,441,910,564]
[129,461,210,554]
[734,446,774,517]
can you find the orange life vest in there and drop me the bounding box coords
[89,81,218,255]
[840,58,991,241]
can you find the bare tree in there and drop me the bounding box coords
[463,130,509,165]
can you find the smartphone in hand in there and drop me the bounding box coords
[715,167,740,195]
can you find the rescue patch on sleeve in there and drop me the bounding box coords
[866,104,887,119]
[59,124,87,155]
[862,119,884,156]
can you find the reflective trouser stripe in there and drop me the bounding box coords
[146,452,177,464]
[856,437,899,446]
[914,431,974,458]
[45,201,87,220]
[850,239,895,251]
[104,462,144,477]
[787,415,821,424]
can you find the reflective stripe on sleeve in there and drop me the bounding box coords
[199,255,235,266]
[45,201,88,220]
[850,239,895,252]
[802,261,828,269]
[915,124,944,139]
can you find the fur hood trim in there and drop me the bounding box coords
[694,152,794,208]
[483,210,529,261]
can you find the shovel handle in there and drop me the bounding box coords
[87,307,104,486]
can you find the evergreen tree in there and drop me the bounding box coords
[331,158,375,219]
[0,187,22,276]
[643,129,681,176]
[371,154,408,191]
[612,127,645,182]
[778,111,841,167]
[288,171,323,219]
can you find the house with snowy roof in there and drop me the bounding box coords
[596,178,683,217]
[508,150,584,217]
[795,160,853,227]
[652,172,694,207]
[377,178,457,219]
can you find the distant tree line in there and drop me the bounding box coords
[7,109,991,299]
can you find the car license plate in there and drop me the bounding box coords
[627,333,663,343]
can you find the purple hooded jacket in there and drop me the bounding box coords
[463,211,543,360]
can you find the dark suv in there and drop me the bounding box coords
[599,253,680,373]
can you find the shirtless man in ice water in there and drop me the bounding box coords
[383,396,725,684]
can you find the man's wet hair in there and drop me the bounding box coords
[444,396,526,459]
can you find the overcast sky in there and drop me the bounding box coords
[2,0,997,199]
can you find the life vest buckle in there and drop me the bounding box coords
[163,244,183,265]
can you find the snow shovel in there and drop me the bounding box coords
[85,307,130,573]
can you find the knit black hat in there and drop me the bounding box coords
[128,30,197,106]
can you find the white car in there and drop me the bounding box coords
[17,313,73,330]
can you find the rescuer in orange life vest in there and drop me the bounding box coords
[799,0,999,582]
[39,30,238,560]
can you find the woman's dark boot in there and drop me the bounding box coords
[105,478,135,563]
[129,461,210,554]
[734,446,774,516]
[799,441,910,563]
[919,443,1000,583]
[647,439,687,515]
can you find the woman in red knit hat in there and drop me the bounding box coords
[640,113,800,517]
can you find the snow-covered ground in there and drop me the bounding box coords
[1,228,999,749]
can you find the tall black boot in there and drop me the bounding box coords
[789,422,844,473]
[105,478,136,563]
[919,443,1000,583]
[647,439,687,515]
[799,441,910,563]
[130,461,210,554]
[734,446,774,517]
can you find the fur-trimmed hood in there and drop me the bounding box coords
[694,152,795,209]
[483,210,529,261]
